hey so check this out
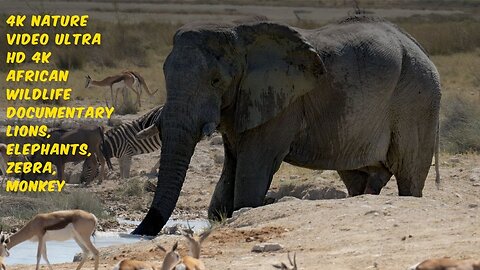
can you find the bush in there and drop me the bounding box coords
[441,94,480,153]
[120,177,144,197]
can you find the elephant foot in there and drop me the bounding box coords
[208,204,234,221]
[363,186,380,195]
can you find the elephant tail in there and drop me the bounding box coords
[434,119,440,189]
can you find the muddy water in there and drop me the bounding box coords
[6,219,210,265]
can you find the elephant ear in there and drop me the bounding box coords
[234,22,325,133]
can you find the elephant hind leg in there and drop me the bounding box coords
[387,121,436,197]
[363,164,392,195]
[338,164,392,196]
[387,54,440,197]
[337,170,368,197]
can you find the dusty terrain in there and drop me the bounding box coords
[6,132,480,269]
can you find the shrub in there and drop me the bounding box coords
[441,94,480,153]
[120,177,144,197]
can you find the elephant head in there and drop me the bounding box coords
[133,20,325,236]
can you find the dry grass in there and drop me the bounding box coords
[0,189,111,228]
[432,49,480,153]
[441,93,480,153]
[396,15,480,55]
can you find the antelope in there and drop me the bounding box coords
[0,144,7,186]
[113,242,181,270]
[181,227,211,259]
[174,227,210,270]
[409,258,480,270]
[85,70,158,108]
[273,253,297,270]
[4,210,99,270]
[0,231,10,270]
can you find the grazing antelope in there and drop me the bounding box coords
[5,210,99,270]
[273,253,297,270]
[85,71,158,108]
[113,242,181,270]
[0,144,7,186]
[0,231,10,270]
[409,258,480,270]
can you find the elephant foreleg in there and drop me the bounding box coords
[233,145,288,210]
[208,136,236,220]
[232,114,300,210]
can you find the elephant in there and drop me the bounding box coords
[133,16,441,236]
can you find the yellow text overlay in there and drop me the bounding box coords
[5,180,66,192]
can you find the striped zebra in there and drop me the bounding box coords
[100,105,163,180]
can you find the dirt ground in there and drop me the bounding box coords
[7,129,480,269]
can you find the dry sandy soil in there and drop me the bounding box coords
[7,124,480,269]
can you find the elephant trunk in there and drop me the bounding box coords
[132,108,197,236]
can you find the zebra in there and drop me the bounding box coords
[99,105,163,180]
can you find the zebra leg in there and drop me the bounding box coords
[119,156,132,179]
[81,156,99,185]
[95,148,106,184]
[150,159,160,175]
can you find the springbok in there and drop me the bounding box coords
[181,227,211,260]
[273,253,297,270]
[0,231,9,270]
[85,70,158,108]
[0,144,7,186]
[409,258,480,270]
[4,210,99,270]
[173,227,210,270]
[113,242,181,270]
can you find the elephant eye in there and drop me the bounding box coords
[211,78,221,87]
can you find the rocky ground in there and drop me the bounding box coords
[6,120,480,269]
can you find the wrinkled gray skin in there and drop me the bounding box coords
[133,17,441,236]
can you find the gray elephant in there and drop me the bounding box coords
[133,16,441,236]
